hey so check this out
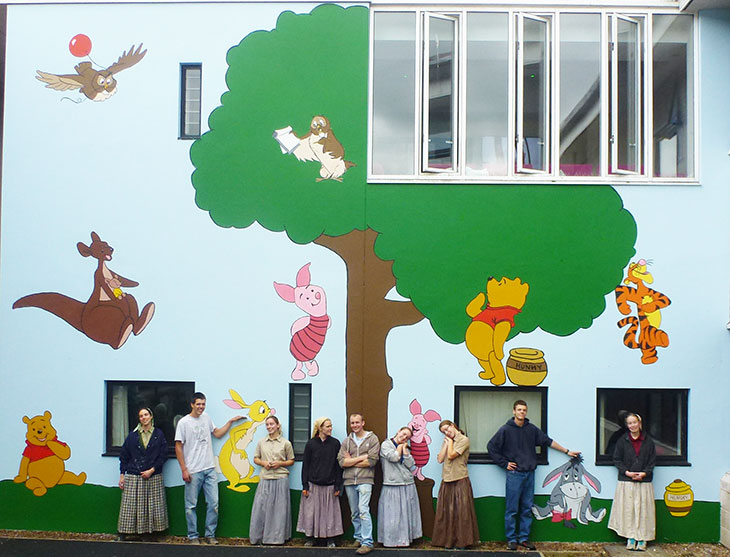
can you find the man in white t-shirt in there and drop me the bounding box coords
[175,392,244,544]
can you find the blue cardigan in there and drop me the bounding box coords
[119,428,168,476]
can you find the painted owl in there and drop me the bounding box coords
[36,44,147,102]
[293,115,355,182]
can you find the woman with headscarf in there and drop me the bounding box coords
[432,419,479,549]
[296,416,343,547]
[118,407,169,539]
[608,412,656,551]
[378,426,422,547]
[249,415,295,545]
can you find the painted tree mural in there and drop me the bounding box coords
[191,5,637,442]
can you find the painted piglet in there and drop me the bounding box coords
[274,263,330,380]
[407,398,441,481]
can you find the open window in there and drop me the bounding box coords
[423,14,459,173]
[369,8,695,183]
[516,14,552,174]
[609,14,644,175]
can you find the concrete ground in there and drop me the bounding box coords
[0,536,727,557]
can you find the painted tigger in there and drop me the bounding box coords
[614,259,670,364]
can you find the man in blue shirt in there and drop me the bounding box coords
[488,400,580,551]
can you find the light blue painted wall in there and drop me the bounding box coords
[1,3,729,516]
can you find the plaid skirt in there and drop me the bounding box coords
[118,473,169,534]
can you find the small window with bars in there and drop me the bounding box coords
[288,383,312,460]
[180,63,202,139]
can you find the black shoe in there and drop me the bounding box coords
[508,541,518,550]
[519,540,537,550]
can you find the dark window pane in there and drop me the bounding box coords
[596,388,688,465]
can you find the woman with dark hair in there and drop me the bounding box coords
[249,415,295,545]
[608,413,656,551]
[296,417,343,547]
[432,419,479,549]
[118,407,169,539]
[378,426,422,547]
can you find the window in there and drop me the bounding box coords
[105,380,195,457]
[652,15,694,178]
[180,63,202,139]
[596,388,689,466]
[516,13,552,174]
[369,9,695,183]
[289,383,312,460]
[455,386,547,464]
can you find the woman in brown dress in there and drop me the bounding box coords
[432,419,479,549]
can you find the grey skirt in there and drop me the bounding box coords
[608,481,656,541]
[249,477,292,544]
[118,473,169,534]
[296,483,343,538]
[377,483,423,547]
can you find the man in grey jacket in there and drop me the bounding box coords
[338,414,380,554]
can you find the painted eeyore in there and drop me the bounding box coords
[531,456,607,528]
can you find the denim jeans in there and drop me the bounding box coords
[345,484,373,547]
[505,469,535,543]
[184,467,219,539]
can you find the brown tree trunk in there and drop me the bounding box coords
[314,228,424,441]
[315,228,431,539]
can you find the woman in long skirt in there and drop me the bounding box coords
[378,426,423,547]
[118,407,169,539]
[249,415,295,545]
[432,419,479,549]
[608,413,656,552]
[296,417,343,547]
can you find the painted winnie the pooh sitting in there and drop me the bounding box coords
[465,276,529,385]
[14,411,86,496]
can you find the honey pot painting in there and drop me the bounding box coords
[664,479,694,517]
[506,347,548,386]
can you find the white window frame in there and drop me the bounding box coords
[422,12,460,173]
[516,13,553,175]
[367,7,698,185]
[609,14,644,176]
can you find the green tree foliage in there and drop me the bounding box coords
[191,3,637,345]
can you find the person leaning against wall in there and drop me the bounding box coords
[487,400,580,552]
[174,391,244,545]
[118,407,169,540]
[608,412,656,552]
[432,419,480,550]
[338,413,380,555]
[377,425,423,548]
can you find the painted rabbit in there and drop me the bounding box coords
[407,398,441,481]
[218,389,274,493]
[273,263,330,380]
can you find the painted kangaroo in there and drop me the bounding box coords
[614,259,670,364]
[13,232,154,349]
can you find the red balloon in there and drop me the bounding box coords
[69,34,92,57]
